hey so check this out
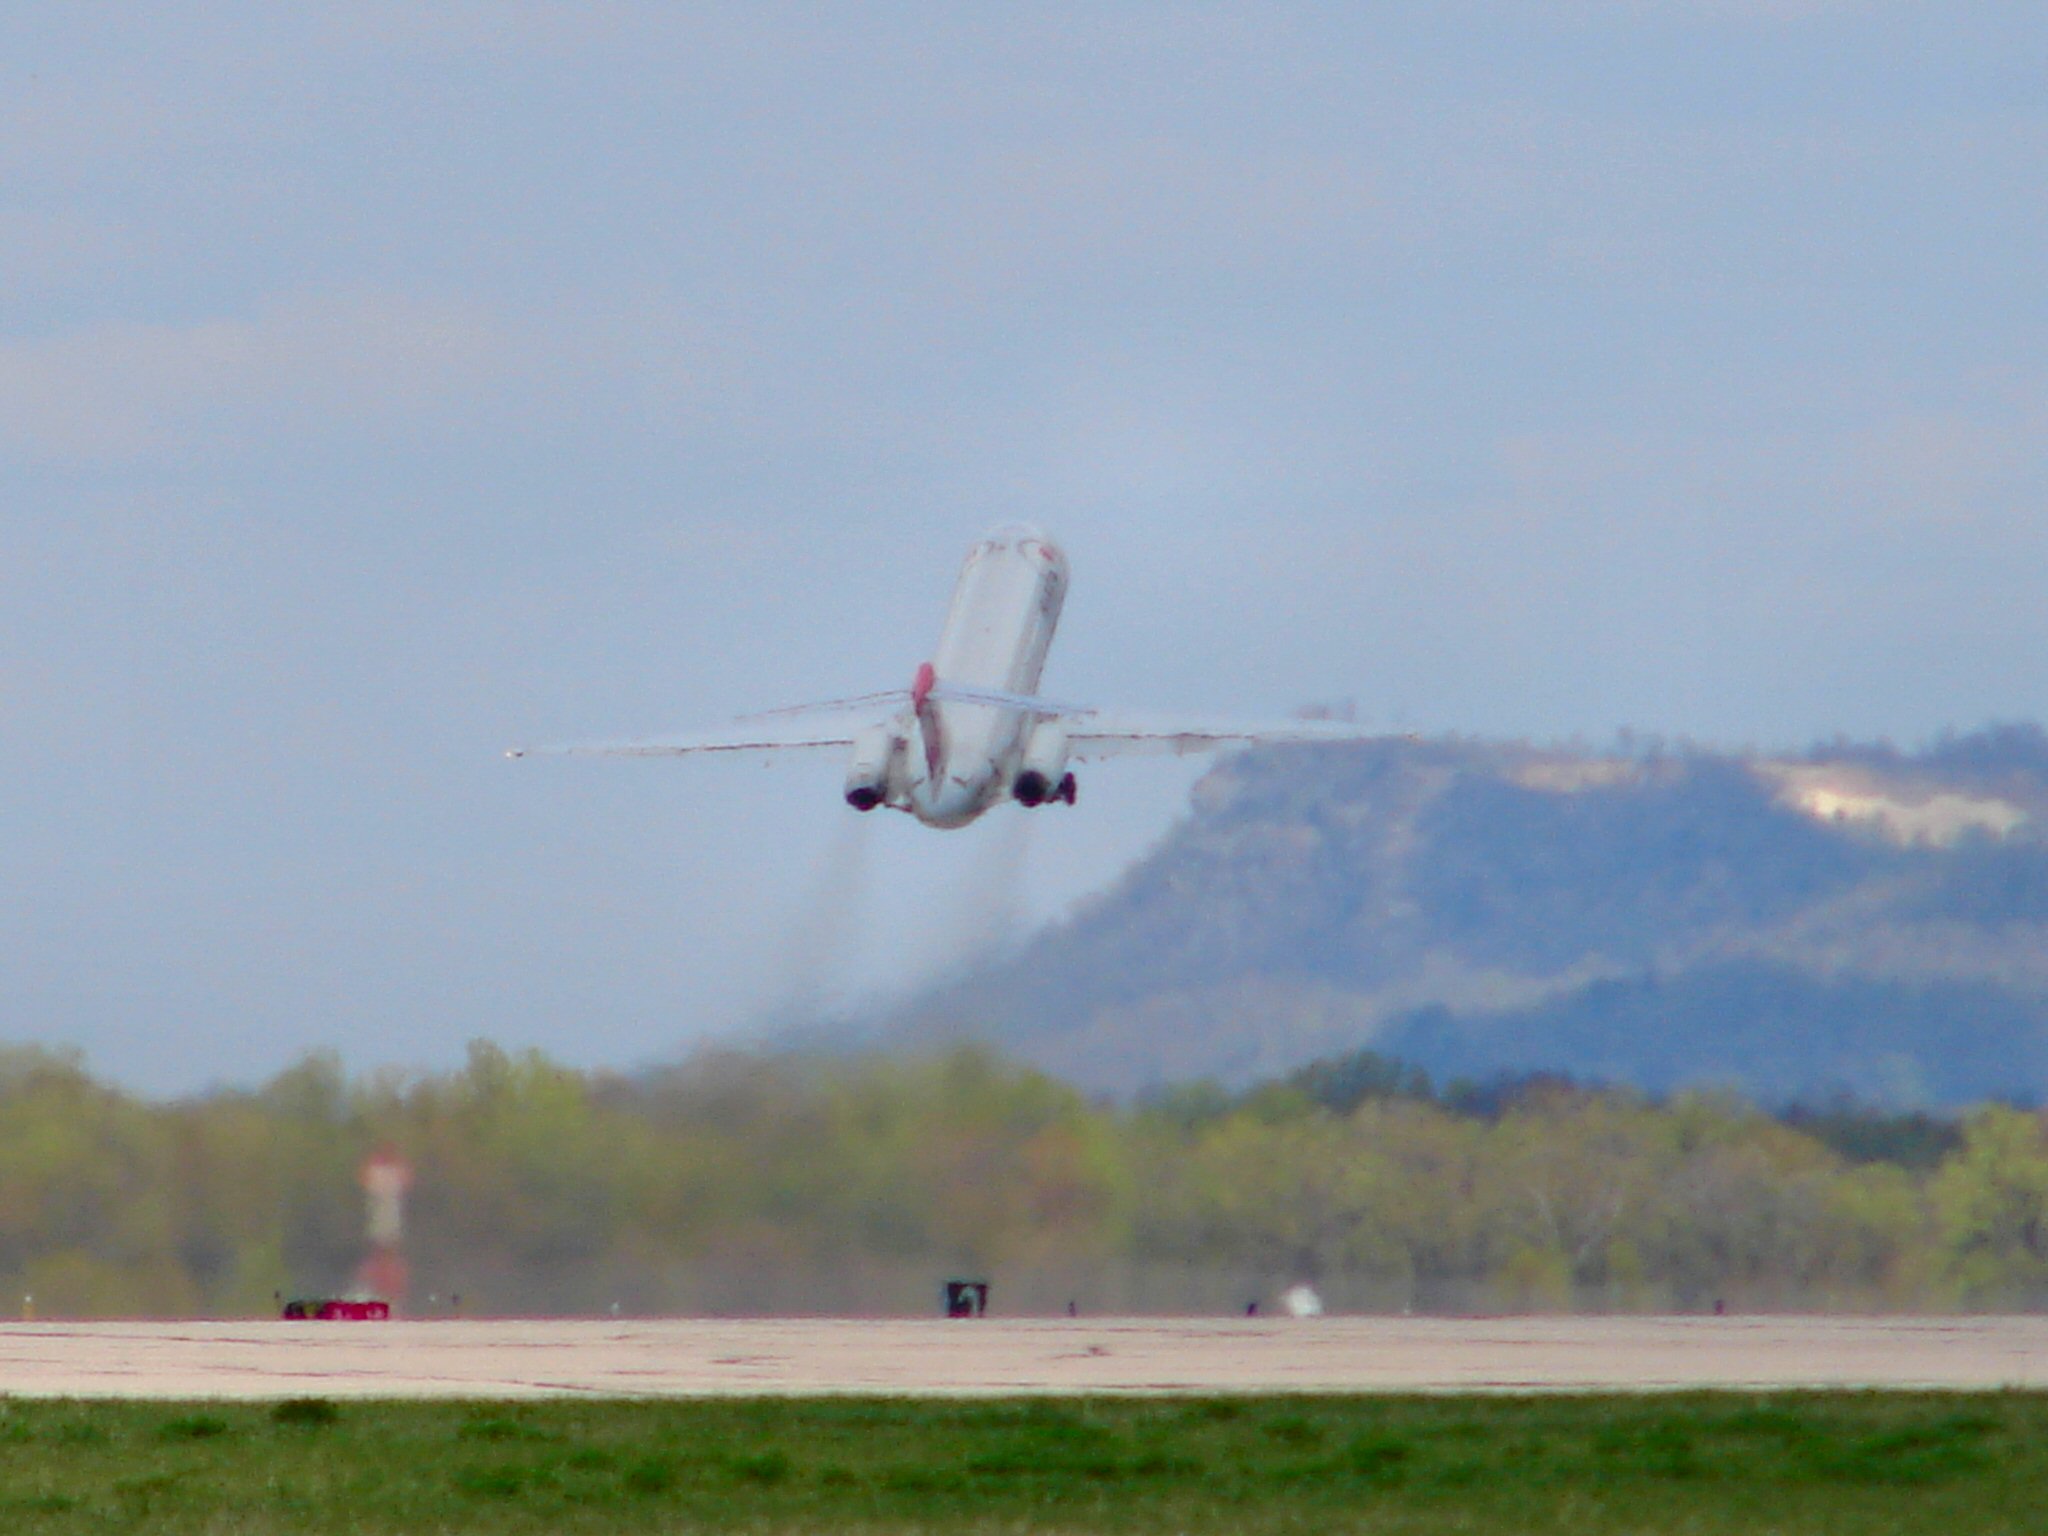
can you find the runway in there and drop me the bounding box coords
[1,1316,2045,1398]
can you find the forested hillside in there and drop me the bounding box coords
[6,1040,2048,1318]
[895,726,2048,1104]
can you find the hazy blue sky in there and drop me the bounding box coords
[2,4,2042,1092]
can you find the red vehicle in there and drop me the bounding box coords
[281,1298,390,1321]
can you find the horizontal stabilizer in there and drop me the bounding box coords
[925,682,1093,716]
[731,689,915,722]
[506,715,871,760]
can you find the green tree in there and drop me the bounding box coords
[1931,1105,2048,1306]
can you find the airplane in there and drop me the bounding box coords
[508,524,1370,829]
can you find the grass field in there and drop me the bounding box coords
[0,1392,2043,1532]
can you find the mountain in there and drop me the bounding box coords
[887,725,2048,1106]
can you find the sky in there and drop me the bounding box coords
[1,3,2042,1093]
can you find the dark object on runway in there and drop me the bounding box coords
[942,1280,988,1318]
[281,1298,390,1321]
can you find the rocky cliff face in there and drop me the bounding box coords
[890,726,2048,1105]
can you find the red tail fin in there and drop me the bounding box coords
[912,662,941,777]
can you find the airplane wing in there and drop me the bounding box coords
[1062,711,1379,760]
[508,686,1378,761]
[915,684,1376,756]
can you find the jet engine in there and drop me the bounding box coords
[843,724,905,811]
[1013,720,1075,807]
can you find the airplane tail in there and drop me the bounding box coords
[912,662,942,778]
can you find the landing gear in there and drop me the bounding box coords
[1056,772,1077,806]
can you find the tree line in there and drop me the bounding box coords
[2,1040,2047,1317]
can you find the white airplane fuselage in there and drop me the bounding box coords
[514,523,1366,823]
[895,525,1068,828]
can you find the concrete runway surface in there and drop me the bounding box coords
[2,1316,2047,1398]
